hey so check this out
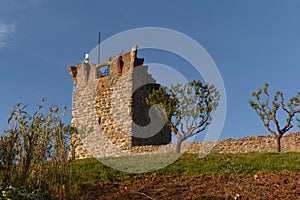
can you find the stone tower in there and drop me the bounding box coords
[68,45,171,159]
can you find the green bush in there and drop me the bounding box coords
[0,100,73,199]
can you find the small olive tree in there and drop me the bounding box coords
[249,83,300,152]
[146,80,220,153]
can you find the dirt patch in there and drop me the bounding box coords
[75,172,300,199]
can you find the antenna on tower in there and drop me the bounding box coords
[98,32,101,64]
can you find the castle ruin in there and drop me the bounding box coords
[68,45,171,159]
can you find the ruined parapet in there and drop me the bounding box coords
[68,45,171,159]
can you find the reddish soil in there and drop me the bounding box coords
[75,172,300,200]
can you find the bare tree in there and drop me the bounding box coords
[249,83,300,152]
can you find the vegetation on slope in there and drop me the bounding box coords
[70,152,300,199]
[71,152,300,184]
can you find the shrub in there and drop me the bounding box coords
[0,100,73,199]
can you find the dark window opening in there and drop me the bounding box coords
[97,65,110,78]
[118,56,124,76]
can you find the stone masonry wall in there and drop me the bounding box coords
[187,132,300,153]
[69,45,172,159]
[70,62,123,159]
[131,132,300,154]
[70,62,96,159]
[94,51,134,151]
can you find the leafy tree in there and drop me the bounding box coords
[249,83,300,152]
[146,80,220,153]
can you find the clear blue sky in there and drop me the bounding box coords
[1,0,300,139]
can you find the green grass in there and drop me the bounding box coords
[159,152,300,175]
[70,152,300,186]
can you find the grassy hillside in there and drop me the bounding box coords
[70,152,300,199]
[71,152,300,184]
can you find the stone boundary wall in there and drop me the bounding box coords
[130,132,300,155]
[71,131,300,159]
[187,132,300,153]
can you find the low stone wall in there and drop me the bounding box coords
[70,132,300,159]
[187,132,300,154]
[129,132,300,155]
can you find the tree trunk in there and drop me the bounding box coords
[276,135,282,152]
[176,137,183,153]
